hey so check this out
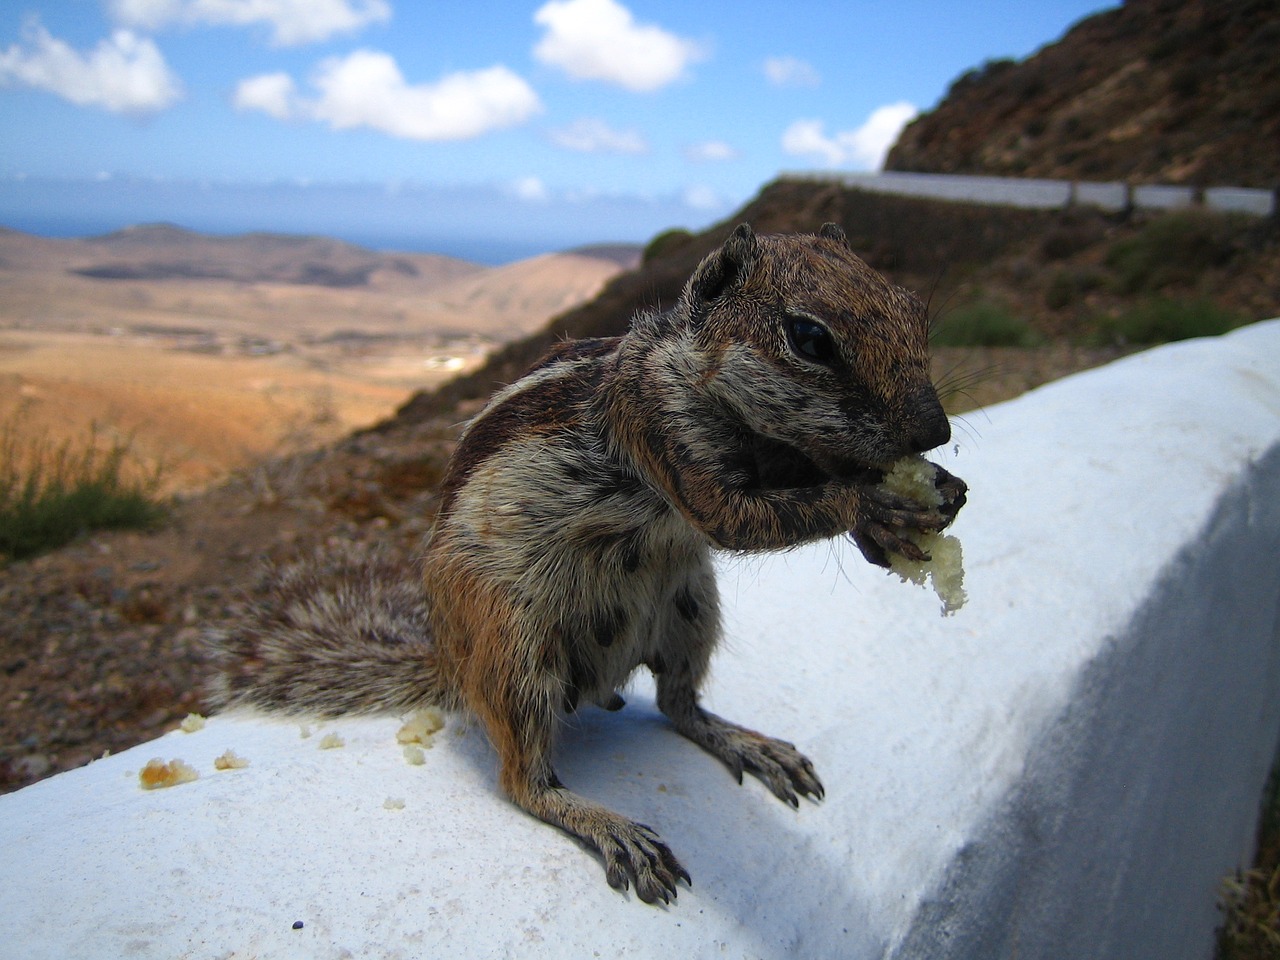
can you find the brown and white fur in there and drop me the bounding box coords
[209,223,966,904]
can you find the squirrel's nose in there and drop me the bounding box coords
[907,387,951,453]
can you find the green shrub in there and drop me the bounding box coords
[1105,212,1238,294]
[1216,744,1280,960]
[932,302,1039,347]
[1097,298,1242,345]
[0,423,167,562]
[642,228,694,265]
[1045,267,1106,310]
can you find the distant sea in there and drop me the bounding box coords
[0,177,715,266]
[3,213,554,266]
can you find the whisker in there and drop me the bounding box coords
[934,360,1003,413]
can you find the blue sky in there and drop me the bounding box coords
[0,0,1114,260]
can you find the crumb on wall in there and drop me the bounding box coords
[139,758,199,790]
[396,708,445,747]
[403,744,426,766]
[214,749,250,770]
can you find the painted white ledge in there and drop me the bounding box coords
[3,321,1279,960]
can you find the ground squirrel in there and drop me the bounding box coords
[209,223,967,904]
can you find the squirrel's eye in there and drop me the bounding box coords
[786,317,835,364]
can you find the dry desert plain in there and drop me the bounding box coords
[0,225,636,491]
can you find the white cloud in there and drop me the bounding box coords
[109,0,391,46]
[533,0,702,93]
[763,55,819,88]
[232,70,295,119]
[234,51,542,141]
[684,139,738,163]
[781,102,918,170]
[549,117,646,154]
[0,19,182,114]
[509,175,550,203]
[682,184,725,212]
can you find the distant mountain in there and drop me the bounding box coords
[885,0,1280,188]
[69,223,481,289]
[564,244,643,269]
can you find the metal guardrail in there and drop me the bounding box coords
[783,170,1278,217]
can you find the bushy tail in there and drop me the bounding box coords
[206,546,454,718]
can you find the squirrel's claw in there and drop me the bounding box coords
[724,733,825,808]
[598,820,691,905]
[931,466,968,525]
[851,521,931,568]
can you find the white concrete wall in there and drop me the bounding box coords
[3,320,1279,960]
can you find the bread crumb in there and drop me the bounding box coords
[396,708,444,746]
[318,732,344,750]
[383,797,406,811]
[214,749,249,771]
[139,757,199,790]
[403,744,427,766]
[179,713,206,733]
[880,457,967,616]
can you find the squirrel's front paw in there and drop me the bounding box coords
[849,485,946,568]
[597,819,691,904]
[720,730,825,808]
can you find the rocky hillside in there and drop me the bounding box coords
[885,0,1280,188]
[392,176,1279,427]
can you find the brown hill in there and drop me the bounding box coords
[885,0,1280,188]
[0,226,636,490]
[41,223,481,289]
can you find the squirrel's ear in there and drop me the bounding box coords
[688,223,758,305]
[819,222,849,247]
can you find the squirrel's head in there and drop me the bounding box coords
[681,222,949,478]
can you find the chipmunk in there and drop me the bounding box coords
[209,223,966,904]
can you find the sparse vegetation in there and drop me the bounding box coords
[0,422,167,562]
[1096,298,1243,345]
[1045,266,1106,310]
[1217,746,1280,960]
[1105,211,1240,295]
[931,301,1040,347]
[642,227,694,265]
[1039,211,1108,262]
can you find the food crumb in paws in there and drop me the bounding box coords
[880,456,967,615]
[139,757,199,789]
[179,713,206,733]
